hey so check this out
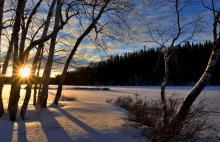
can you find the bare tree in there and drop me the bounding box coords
[40,0,79,108]
[39,0,62,108]
[143,0,202,127]
[6,0,77,121]
[0,0,129,120]
[20,0,56,119]
[53,0,112,105]
[33,47,43,106]
[8,0,27,121]
[0,0,5,117]
[153,1,220,141]
[52,0,131,105]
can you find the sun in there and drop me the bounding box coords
[20,67,31,77]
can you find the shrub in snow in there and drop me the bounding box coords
[60,96,77,101]
[114,96,133,109]
[106,98,113,103]
[110,95,213,141]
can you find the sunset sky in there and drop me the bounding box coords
[0,0,216,77]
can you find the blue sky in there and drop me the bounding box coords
[1,0,218,77]
[38,0,218,77]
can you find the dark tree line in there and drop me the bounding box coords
[33,41,220,86]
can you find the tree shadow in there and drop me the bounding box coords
[38,108,73,142]
[57,107,112,141]
[17,120,27,142]
[0,113,14,142]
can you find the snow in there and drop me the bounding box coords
[0,85,220,141]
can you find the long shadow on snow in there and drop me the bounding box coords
[39,108,73,142]
[17,120,27,142]
[57,107,113,141]
[0,113,14,142]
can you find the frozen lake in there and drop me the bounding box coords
[1,85,220,108]
[0,85,219,141]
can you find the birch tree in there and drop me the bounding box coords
[153,1,220,141]
[143,0,202,127]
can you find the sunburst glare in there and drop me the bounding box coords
[20,67,31,77]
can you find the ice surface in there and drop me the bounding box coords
[0,85,219,141]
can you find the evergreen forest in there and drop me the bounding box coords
[53,41,220,86]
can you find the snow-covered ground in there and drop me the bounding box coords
[0,85,220,141]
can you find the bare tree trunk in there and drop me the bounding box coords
[40,0,61,108]
[0,0,4,46]
[0,0,5,117]
[20,84,31,120]
[160,53,169,127]
[33,83,37,106]
[37,72,44,104]
[4,41,14,112]
[154,9,220,140]
[19,0,44,118]
[53,0,111,105]
[20,46,41,119]
[40,35,57,108]
[8,0,26,121]
[20,0,56,118]
[33,48,43,106]
[53,60,70,105]
[154,45,220,141]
